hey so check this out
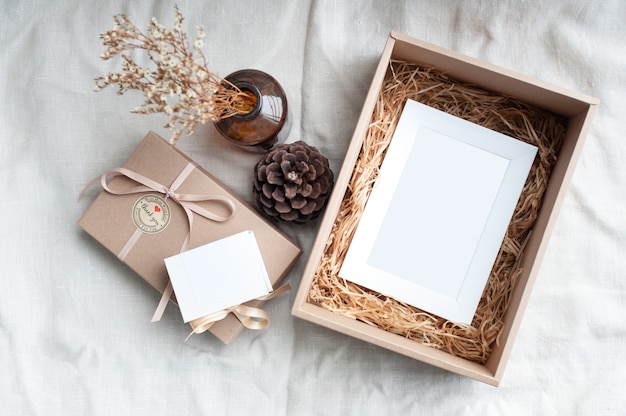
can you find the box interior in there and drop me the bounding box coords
[293,32,598,386]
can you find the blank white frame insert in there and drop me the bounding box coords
[339,99,537,324]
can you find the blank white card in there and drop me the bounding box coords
[164,230,273,323]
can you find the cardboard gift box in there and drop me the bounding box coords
[292,32,598,385]
[79,131,301,344]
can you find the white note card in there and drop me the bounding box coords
[339,99,538,324]
[164,230,273,323]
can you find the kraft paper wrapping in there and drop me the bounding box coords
[78,131,301,343]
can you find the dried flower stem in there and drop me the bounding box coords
[94,5,254,145]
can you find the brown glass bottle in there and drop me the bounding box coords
[215,69,289,150]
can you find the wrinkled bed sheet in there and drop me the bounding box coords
[1,1,624,414]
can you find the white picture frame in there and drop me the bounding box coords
[339,99,538,324]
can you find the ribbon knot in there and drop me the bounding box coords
[185,284,291,341]
[80,163,236,251]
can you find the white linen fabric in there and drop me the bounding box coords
[1,1,624,414]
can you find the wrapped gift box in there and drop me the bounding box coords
[79,131,301,343]
[292,32,598,386]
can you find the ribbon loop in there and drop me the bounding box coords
[81,165,236,225]
[232,305,270,330]
[185,284,291,341]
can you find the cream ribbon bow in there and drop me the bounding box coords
[80,162,236,321]
[185,284,291,341]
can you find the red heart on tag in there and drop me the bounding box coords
[154,205,161,213]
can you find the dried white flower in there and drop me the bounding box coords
[94,5,255,146]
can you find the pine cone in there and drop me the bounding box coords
[253,141,334,223]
